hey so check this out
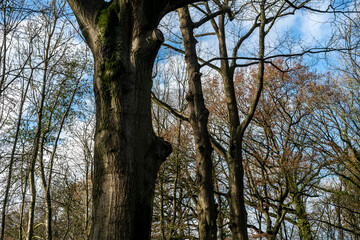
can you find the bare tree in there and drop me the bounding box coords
[177,6,218,239]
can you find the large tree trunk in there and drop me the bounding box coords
[66,1,201,239]
[178,7,217,240]
[90,21,170,240]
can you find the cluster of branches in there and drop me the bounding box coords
[150,0,360,240]
[0,0,94,239]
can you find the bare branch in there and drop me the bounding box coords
[284,0,359,14]
[163,43,221,72]
[193,7,230,29]
[151,91,227,158]
[151,92,189,122]
[210,135,226,158]
[160,0,209,19]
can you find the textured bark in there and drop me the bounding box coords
[227,151,248,240]
[66,0,204,239]
[291,193,314,240]
[90,21,169,240]
[178,7,217,240]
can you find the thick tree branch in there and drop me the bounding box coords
[160,0,208,20]
[193,7,230,29]
[210,135,226,158]
[66,0,105,27]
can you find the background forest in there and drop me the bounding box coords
[0,0,360,239]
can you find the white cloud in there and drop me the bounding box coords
[300,11,332,43]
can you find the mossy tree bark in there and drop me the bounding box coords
[293,194,314,240]
[290,189,314,240]
[66,0,203,239]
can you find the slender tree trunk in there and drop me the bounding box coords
[207,8,249,238]
[26,111,40,240]
[159,173,166,240]
[38,137,53,240]
[26,58,49,240]
[0,12,7,99]
[38,98,57,240]
[28,16,60,237]
[85,151,91,240]
[227,151,248,240]
[213,0,266,237]
[18,141,29,240]
[178,7,217,240]
[79,121,94,240]
[229,2,266,238]
[214,12,248,240]
[215,175,226,240]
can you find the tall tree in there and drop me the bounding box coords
[178,6,217,240]
[242,59,323,240]
[66,0,204,239]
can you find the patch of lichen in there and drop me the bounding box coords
[96,2,128,64]
[95,58,125,131]
[95,2,123,45]
[96,2,115,32]
[101,58,124,83]
[92,128,112,197]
